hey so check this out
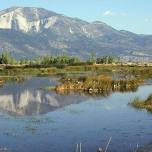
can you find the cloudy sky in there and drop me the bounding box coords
[0,0,151,34]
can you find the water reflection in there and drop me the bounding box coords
[0,76,142,116]
[0,77,152,152]
[0,77,89,116]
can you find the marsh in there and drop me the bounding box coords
[0,66,152,152]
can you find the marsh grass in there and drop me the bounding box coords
[0,64,151,91]
[0,75,26,83]
[130,94,152,112]
[55,75,143,95]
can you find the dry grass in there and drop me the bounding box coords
[130,94,152,112]
[55,75,143,94]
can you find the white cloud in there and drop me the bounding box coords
[103,10,127,17]
[103,10,115,16]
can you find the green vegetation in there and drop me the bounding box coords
[1,52,152,94]
[96,56,119,64]
[0,52,82,65]
[0,52,119,66]
[0,52,13,64]
[130,94,152,112]
[41,55,81,65]
[0,60,151,90]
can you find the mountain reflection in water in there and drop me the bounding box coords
[0,77,152,152]
[0,76,140,116]
[0,77,89,116]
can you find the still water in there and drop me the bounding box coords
[0,76,152,152]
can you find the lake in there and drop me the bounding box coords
[0,76,152,152]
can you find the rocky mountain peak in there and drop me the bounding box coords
[0,7,59,32]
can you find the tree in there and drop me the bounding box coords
[41,56,51,65]
[96,56,118,64]
[0,52,12,64]
[69,57,80,64]
[20,58,29,65]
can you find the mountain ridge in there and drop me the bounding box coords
[0,6,152,60]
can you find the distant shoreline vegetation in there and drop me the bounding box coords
[0,52,119,66]
[1,52,152,69]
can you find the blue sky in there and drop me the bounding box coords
[0,0,151,34]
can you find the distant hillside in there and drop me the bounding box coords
[0,6,152,60]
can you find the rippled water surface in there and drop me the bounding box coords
[0,76,152,152]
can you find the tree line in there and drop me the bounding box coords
[0,52,119,65]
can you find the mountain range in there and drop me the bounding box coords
[0,6,152,60]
